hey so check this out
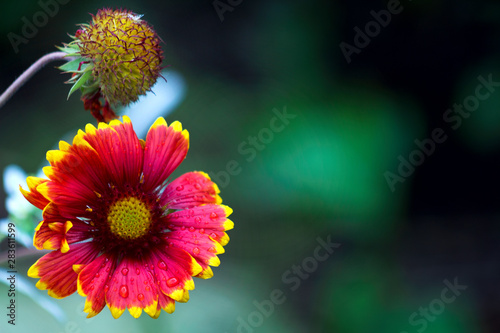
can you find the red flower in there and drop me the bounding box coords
[21,116,233,318]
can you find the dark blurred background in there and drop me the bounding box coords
[1,0,499,332]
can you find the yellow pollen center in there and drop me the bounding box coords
[107,197,152,240]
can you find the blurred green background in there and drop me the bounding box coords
[1,0,499,332]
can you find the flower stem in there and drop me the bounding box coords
[0,51,68,109]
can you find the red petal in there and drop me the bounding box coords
[143,118,189,192]
[77,253,117,318]
[105,255,158,318]
[66,135,111,193]
[166,204,233,233]
[82,117,143,187]
[164,228,225,278]
[33,219,88,253]
[41,145,106,219]
[163,204,232,278]
[154,290,176,318]
[20,177,50,210]
[34,204,91,252]
[145,246,201,303]
[28,242,100,299]
[161,171,222,209]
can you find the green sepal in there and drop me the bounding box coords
[80,81,100,97]
[56,42,82,57]
[58,57,89,72]
[56,43,80,54]
[67,70,92,99]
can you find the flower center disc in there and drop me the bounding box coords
[107,197,152,240]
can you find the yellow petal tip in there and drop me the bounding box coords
[208,255,221,267]
[223,219,234,231]
[108,305,125,319]
[197,266,214,279]
[151,117,167,129]
[170,120,182,132]
[168,288,184,302]
[128,307,142,318]
[221,205,233,217]
[27,264,40,278]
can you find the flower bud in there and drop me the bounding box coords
[58,8,164,122]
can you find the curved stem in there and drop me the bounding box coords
[0,51,68,109]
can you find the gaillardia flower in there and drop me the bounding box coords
[21,116,233,318]
[58,8,163,122]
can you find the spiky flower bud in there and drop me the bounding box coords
[58,8,164,122]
